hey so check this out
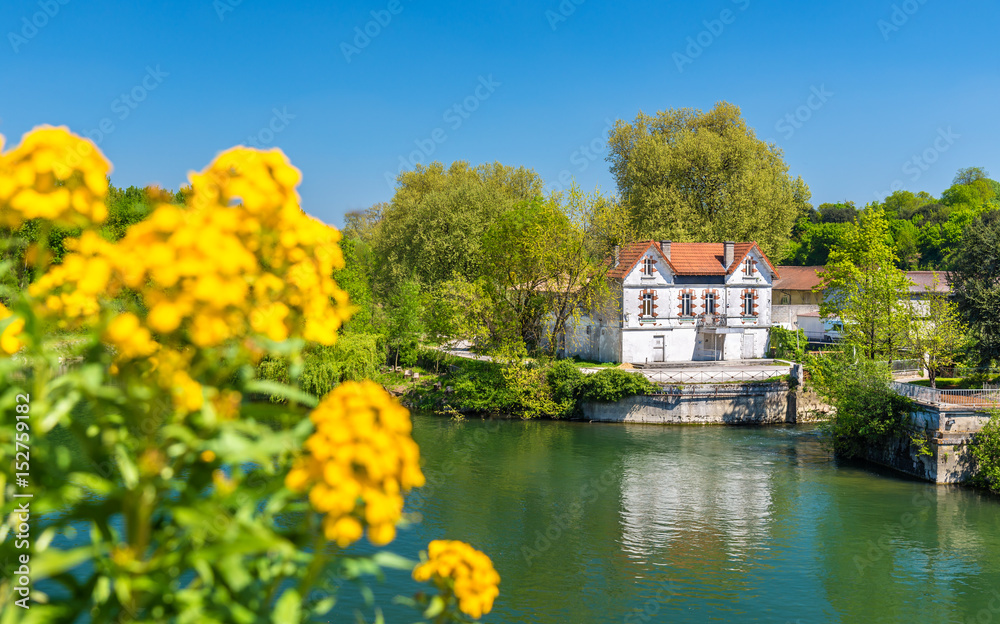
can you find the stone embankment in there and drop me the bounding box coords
[580,383,831,425]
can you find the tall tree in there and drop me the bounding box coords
[820,207,913,360]
[950,209,1000,366]
[370,161,543,294]
[480,194,608,352]
[606,101,810,258]
[906,275,968,388]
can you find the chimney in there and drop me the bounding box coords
[613,245,620,267]
[724,241,735,269]
[660,240,671,259]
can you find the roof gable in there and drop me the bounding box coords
[608,241,777,279]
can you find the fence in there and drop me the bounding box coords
[643,369,787,385]
[889,381,1000,409]
[885,359,922,376]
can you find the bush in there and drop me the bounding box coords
[770,326,807,361]
[580,368,654,402]
[812,353,914,457]
[256,332,385,400]
[546,359,586,417]
[969,413,1000,493]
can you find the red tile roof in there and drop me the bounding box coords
[608,241,778,279]
[774,266,825,291]
[773,267,951,294]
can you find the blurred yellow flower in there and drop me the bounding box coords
[413,540,500,619]
[0,304,24,355]
[285,381,424,548]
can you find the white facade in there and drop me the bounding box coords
[618,245,773,363]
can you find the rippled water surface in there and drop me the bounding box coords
[330,416,1000,624]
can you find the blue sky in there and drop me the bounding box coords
[1,0,998,227]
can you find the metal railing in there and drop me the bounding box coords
[696,315,727,327]
[889,381,1000,409]
[643,369,787,385]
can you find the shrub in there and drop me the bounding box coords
[812,353,914,457]
[969,413,1000,493]
[580,368,654,402]
[769,326,807,361]
[547,359,586,403]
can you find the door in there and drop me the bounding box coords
[741,333,755,359]
[653,335,665,362]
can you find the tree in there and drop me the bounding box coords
[906,275,968,387]
[953,166,990,187]
[479,194,609,353]
[385,278,425,368]
[950,209,1000,366]
[606,101,810,259]
[820,207,912,360]
[370,161,543,294]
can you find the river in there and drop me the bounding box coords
[328,414,1000,624]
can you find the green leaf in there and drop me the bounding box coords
[273,589,302,623]
[423,595,446,618]
[244,380,318,407]
[31,546,93,579]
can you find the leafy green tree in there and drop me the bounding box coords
[950,209,1000,366]
[817,201,857,224]
[385,278,425,368]
[906,275,968,388]
[370,161,543,294]
[606,101,810,259]
[819,207,912,360]
[969,414,1000,493]
[953,166,990,187]
[480,194,610,353]
[783,221,853,266]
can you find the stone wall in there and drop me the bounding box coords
[581,383,799,425]
[861,407,991,484]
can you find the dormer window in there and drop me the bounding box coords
[643,256,654,276]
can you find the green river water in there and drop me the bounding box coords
[329,415,1000,624]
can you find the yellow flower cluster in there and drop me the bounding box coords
[30,145,352,350]
[0,303,24,355]
[285,381,425,548]
[0,126,109,228]
[413,540,501,619]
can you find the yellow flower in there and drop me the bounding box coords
[413,540,500,619]
[285,381,424,548]
[0,304,24,355]
[200,450,216,463]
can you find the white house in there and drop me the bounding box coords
[556,240,779,363]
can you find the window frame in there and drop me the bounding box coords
[642,292,654,317]
[681,292,693,317]
[744,258,754,275]
[742,290,756,316]
[642,257,654,276]
[705,292,717,315]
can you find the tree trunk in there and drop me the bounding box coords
[929,367,937,389]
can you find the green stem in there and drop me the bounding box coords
[296,517,331,606]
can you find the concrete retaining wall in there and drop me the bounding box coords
[581,383,798,425]
[862,407,991,484]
